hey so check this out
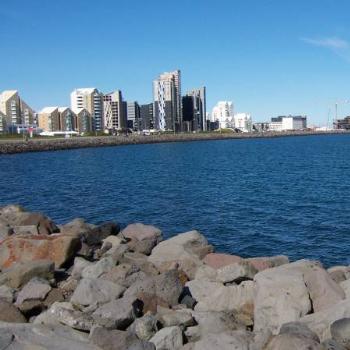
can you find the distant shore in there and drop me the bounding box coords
[0,130,348,155]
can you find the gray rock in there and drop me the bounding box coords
[70,278,125,308]
[279,322,320,343]
[16,278,52,305]
[191,330,252,350]
[158,309,194,328]
[122,223,163,255]
[90,326,156,350]
[59,218,96,237]
[81,256,115,279]
[100,263,140,286]
[92,295,143,330]
[186,279,254,312]
[71,257,93,279]
[0,322,100,349]
[327,266,350,284]
[330,318,350,349]
[0,221,13,241]
[155,269,184,306]
[0,260,54,288]
[84,222,120,246]
[12,225,39,235]
[124,275,156,298]
[0,285,15,303]
[340,279,350,298]
[121,252,160,276]
[128,313,158,340]
[264,333,321,349]
[0,300,26,323]
[148,231,209,279]
[300,299,350,341]
[254,260,313,334]
[321,339,347,350]
[216,261,257,283]
[150,326,183,350]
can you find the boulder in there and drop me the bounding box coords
[0,322,100,350]
[0,285,15,303]
[101,235,123,255]
[18,212,59,235]
[70,278,125,308]
[158,308,194,328]
[0,234,80,269]
[0,221,13,241]
[300,299,350,341]
[0,260,54,288]
[124,275,156,299]
[330,318,350,349]
[128,313,158,340]
[16,278,52,306]
[122,223,162,255]
[327,266,350,284]
[34,301,94,331]
[321,339,347,350]
[12,225,39,235]
[194,264,217,281]
[216,261,257,283]
[155,269,184,306]
[59,218,95,237]
[340,279,350,298]
[202,253,242,269]
[71,257,93,279]
[92,295,143,330]
[191,330,252,350]
[0,300,26,323]
[246,255,289,271]
[254,261,312,334]
[149,326,183,350]
[148,231,209,279]
[0,205,25,225]
[302,263,345,312]
[90,326,156,350]
[101,263,140,287]
[81,256,115,279]
[186,279,254,313]
[121,252,160,276]
[264,333,321,349]
[84,222,120,246]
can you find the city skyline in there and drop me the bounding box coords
[1,0,350,125]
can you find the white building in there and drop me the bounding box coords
[234,113,252,132]
[71,88,104,131]
[153,70,181,131]
[269,116,307,131]
[211,101,234,129]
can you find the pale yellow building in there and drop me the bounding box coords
[0,90,35,126]
[38,107,60,132]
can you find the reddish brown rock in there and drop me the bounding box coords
[246,255,289,272]
[203,253,242,269]
[0,234,80,269]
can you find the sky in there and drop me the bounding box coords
[1,0,350,126]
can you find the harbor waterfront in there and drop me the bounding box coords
[0,129,347,154]
[1,133,350,268]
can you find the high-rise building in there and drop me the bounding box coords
[140,103,154,130]
[103,90,127,131]
[183,87,206,132]
[70,88,104,131]
[38,107,60,132]
[212,101,234,129]
[153,70,181,131]
[0,90,34,127]
[127,101,141,131]
[58,107,75,131]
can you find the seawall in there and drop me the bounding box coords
[0,130,348,155]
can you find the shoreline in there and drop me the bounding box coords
[0,130,348,155]
[0,205,350,348]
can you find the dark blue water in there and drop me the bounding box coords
[1,134,350,267]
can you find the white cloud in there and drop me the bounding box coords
[301,37,349,49]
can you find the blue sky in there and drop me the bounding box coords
[1,0,350,125]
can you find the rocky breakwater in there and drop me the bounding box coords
[1,206,350,349]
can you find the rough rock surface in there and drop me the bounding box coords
[0,234,80,268]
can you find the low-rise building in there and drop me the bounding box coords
[38,107,60,132]
[269,115,307,131]
[58,107,75,131]
[253,122,270,132]
[334,116,350,130]
[74,108,93,133]
[234,113,252,132]
[0,111,6,133]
